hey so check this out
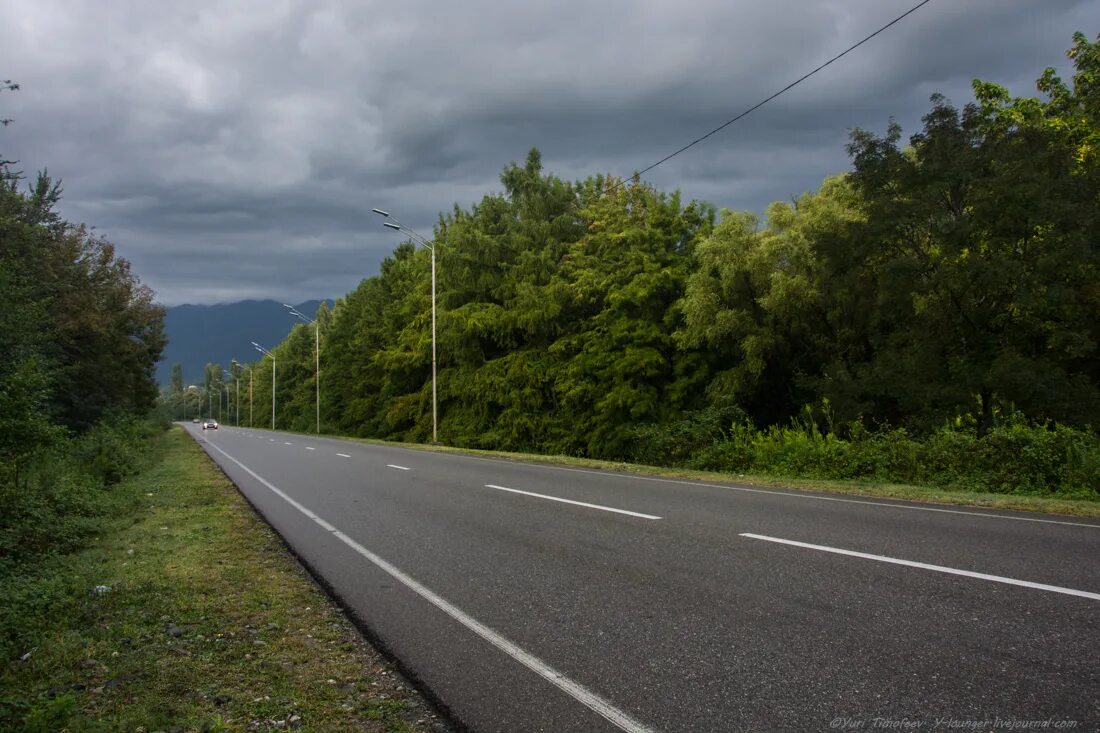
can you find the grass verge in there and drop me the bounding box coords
[0,427,448,732]
[241,426,1100,519]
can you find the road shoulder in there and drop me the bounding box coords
[0,427,450,732]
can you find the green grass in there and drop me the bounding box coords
[0,428,444,732]
[240,425,1100,519]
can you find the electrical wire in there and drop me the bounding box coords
[616,0,936,187]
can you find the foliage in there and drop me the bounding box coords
[827,32,1100,435]
[299,150,714,457]
[678,175,864,427]
[0,418,157,572]
[671,410,1099,499]
[0,161,165,468]
[240,36,1100,497]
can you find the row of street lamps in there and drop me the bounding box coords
[199,208,438,442]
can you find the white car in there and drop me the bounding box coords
[202,419,219,430]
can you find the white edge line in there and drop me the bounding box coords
[205,441,336,532]
[451,455,1099,529]
[485,484,661,520]
[336,453,351,458]
[386,464,411,471]
[198,439,654,733]
[739,533,1100,601]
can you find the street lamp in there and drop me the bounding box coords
[236,363,253,427]
[252,341,276,430]
[223,370,233,425]
[283,303,320,434]
[372,208,438,444]
[230,360,241,426]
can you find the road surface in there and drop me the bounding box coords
[185,424,1100,732]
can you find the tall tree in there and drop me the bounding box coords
[170,363,184,395]
[678,175,863,427]
[837,34,1100,434]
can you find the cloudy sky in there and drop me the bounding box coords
[1,0,1095,306]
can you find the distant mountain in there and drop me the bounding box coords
[157,299,333,387]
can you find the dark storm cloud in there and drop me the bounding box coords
[1,0,1095,305]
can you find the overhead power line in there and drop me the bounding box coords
[622,0,935,184]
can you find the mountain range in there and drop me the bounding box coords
[156,299,332,387]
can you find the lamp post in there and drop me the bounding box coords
[372,208,438,444]
[252,341,276,430]
[230,361,241,426]
[223,370,233,425]
[236,364,254,427]
[283,303,320,434]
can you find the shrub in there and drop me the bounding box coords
[0,418,159,570]
[651,405,1099,499]
[628,403,747,466]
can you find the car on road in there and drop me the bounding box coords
[192,418,200,424]
[202,419,219,430]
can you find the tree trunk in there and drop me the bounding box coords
[978,387,994,438]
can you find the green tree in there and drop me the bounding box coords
[837,34,1100,434]
[1,143,165,475]
[0,172,165,430]
[170,363,184,395]
[678,175,863,427]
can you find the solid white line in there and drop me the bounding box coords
[449,455,1099,529]
[204,441,337,532]
[739,533,1100,601]
[387,464,411,471]
[336,453,351,458]
[305,447,315,451]
[199,440,653,733]
[484,484,661,520]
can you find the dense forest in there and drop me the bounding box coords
[0,105,167,565]
[0,169,166,474]
[176,33,1100,497]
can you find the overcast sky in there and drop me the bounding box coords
[1,0,1095,306]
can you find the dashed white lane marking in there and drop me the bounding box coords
[739,533,1100,601]
[484,484,661,520]
[199,440,654,733]
[269,439,275,442]
[305,447,315,451]
[387,464,411,471]
[451,455,1099,529]
[285,442,293,445]
[336,453,351,458]
[235,427,1097,529]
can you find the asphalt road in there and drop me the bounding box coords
[184,423,1100,732]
